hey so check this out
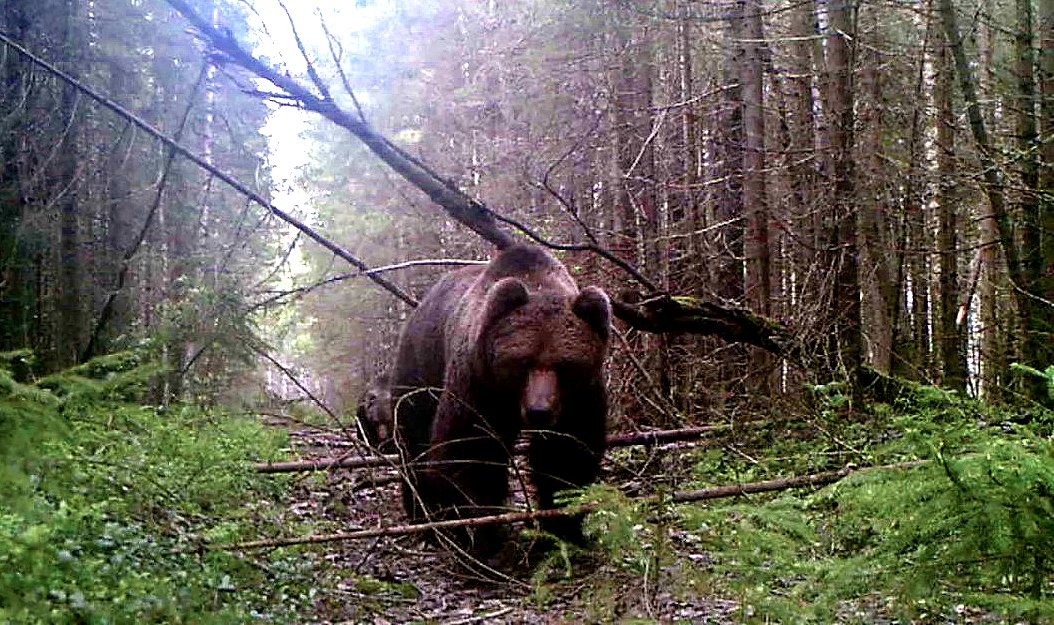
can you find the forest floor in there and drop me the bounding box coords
[262,415,1036,625]
[276,424,744,624]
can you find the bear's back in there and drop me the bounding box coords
[480,245,578,295]
[394,265,483,391]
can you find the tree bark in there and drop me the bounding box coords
[676,0,700,257]
[739,0,770,318]
[976,3,1006,400]
[1040,0,1054,379]
[1015,0,1053,401]
[55,0,84,368]
[935,41,968,391]
[734,0,773,392]
[715,9,745,303]
[857,37,894,375]
[822,0,861,384]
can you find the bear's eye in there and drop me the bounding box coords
[555,360,590,381]
[497,355,532,377]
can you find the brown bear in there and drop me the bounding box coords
[355,372,394,452]
[391,244,611,557]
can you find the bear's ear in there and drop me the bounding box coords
[481,277,530,332]
[573,286,611,338]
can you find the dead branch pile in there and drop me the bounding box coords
[217,461,925,551]
[255,422,760,474]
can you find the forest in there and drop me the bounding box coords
[0,0,1052,622]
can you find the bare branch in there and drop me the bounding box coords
[317,10,367,122]
[251,344,376,451]
[491,211,661,292]
[250,259,489,311]
[364,258,491,274]
[537,107,607,245]
[277,0,330,101]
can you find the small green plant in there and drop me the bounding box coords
[1011,362,1054,392]
[577,484,656,574]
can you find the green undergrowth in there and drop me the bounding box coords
[0,351,314,624]
[584,382,1054,623]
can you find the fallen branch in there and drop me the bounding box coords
[217,461,926,551]
[607,424,738,447]
[254,422,751,474]
[613,295,803,362]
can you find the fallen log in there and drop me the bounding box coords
[218,461,925,551]
[254,422,755,474]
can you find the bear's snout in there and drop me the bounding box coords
[523,368,559,428]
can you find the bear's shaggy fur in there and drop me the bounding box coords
[391,244,611,555]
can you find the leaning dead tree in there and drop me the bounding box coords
[2,2,807,363]
[162,0,806,364]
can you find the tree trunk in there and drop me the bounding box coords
[822,0,861,384]
[1015,0,1054,401]
[676,0,700,258]
[857,37,894,376]
[739,0,770,318]
[977,0,1006,400]
[714,10,745,302]
[55,0,84,368]
[935,41,968,391]
[0,0,33,352]
[1040,0,1054,379]
[735,0,772,392]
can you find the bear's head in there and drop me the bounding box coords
[474,277,611,430]
[356,373,394,449]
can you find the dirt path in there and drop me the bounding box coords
[274,426,742,624]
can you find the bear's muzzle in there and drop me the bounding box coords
[523,368,559,428]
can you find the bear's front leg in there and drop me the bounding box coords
[419,429,514,558]
[528,390,606,544]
